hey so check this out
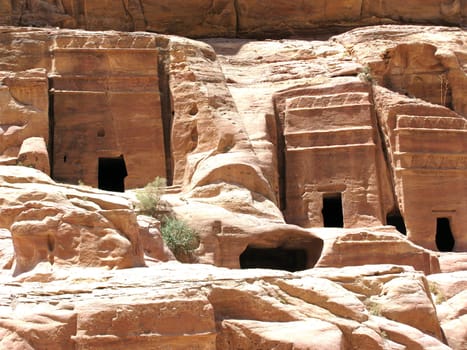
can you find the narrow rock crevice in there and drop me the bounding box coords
[157,39,174,185]
[48,77,55,179]
[233,0,241,38]
[367,84,400,220]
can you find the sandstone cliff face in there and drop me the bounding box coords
[0,25,465,262]
[2,0,466,36]
[0,5,466,349]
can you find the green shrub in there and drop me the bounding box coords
[136,177,166,217]
[161,216,199,261]
[358,65,374,84]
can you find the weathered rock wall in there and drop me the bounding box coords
[0,263,462,350]
[0,25,465,257]
[2,0,466,37]
[0,69,48,166]
[0,29,168,189]
[0,166,146,275]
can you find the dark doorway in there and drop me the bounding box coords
[436,217,455,252]
[322,193,344,227]
[240,247,308,272]
[386,211,407,235]
[98,156,128,192]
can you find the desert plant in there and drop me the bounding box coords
[428,281,445,304]
[358,65,374,84]
[136,177,166,217]
[366,299,383,316]
[161,216,199,261]
[438,74,449,107]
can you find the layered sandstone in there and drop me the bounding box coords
[0,17,466,350]
[0,263,462,349]
[0,166,147,275]
[0,25,465,260]
[2,0,466,37]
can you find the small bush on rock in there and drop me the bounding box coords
[358,65,374,84]
[161,216,199,262]
[136,177,166,217]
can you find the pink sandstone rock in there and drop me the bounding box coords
[5,1,466,36]
[0,263,461,349]
[0,166,145,274]
[0,228,13,269]
[0,21,465,350]
[17,136,50,175]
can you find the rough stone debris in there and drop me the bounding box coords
[0,2,466,349]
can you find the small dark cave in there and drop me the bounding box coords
[322,193,344,228]
[386,211,407,235]
[436,217,455,252]
[98,156,128,192]
[240,247,308,272]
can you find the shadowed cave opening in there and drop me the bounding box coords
[386,211,407,235]
[240,247,308,272]
[436,217,455,252]
[322,193,344,227]
[98,156,128,192]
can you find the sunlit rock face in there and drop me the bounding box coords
[0,25,465,263]
[2,0,465,36]
[0,4,466,349]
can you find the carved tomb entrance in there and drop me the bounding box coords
[98,156,127,192]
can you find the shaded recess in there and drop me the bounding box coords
[322,193,344,228]
[240,247,307,272]
[386,210,407,235]
[98,156,127,192]
[436,217,455,252]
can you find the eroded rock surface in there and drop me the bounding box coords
[0,264,460,350]
[0,166,146,275]
[1,0,466,36]
[0,13,466,350]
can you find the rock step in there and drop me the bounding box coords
[285,127,374,148]
[397,115,466,130]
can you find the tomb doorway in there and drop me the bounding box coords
[436,217,455,252]
[98,156,128,192]
[322,193,344,227]
[240,247,308,272]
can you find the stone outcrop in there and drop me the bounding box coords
[0,166,147,275]
[0,69,48,166]
[17,136,50,174]
[313,227,440,274]
[2,0,466,37]
[0,263,460,350]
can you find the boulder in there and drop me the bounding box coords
[137,215,175,262]
[217,319,345,350]
[0,166,145,275]
[17,137,50,175]
[371,276,443,339]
